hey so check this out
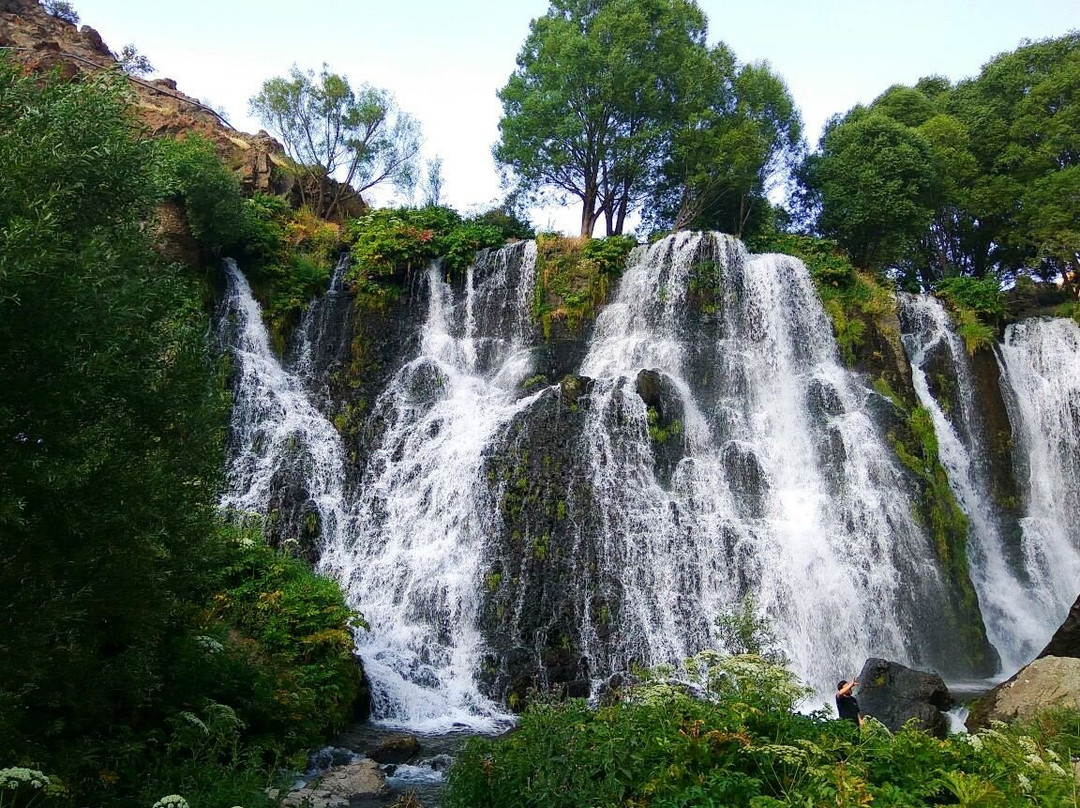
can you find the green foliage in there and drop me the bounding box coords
[714,594,785,663]
[497,0,709,235]
[117,44,154,77]
[249,65,421,218]
[0,58,363,807]
[800,33,1080,287]
[189,524,365,753]
[237,193,345,346]
[532,234,635,338]
[802,110,937,271]
[649,51,803,238]
[445,655,1080,808]
[154,134,248,254]
[345,205,506,280]
[934,275,1006,354]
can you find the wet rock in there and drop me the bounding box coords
[367,734,420,764]
[316,759,390,800]
[855,658,954,738]
[1039,594,1080,659]
[720,441,767,518]
[968,656,1080,730]
[635,369,688,488]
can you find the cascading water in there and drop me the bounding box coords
[569,233,961,697]
[998,317,1080,640]
[293,252,355,408]
[899,295,1051,671]
[218,259,351,551]
[318,242,539,731]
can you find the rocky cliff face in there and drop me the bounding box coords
[1,0,365,229]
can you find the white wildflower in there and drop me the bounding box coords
[1025,753,1046,769]
[152,795,190,808]
[1016,772,1031,792]
[1017,736,1039,755]
[194,635,224,654]
[1049,762,1068,776]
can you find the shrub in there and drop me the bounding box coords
[154,135,248,254]
[345,205,507,280]
[444,654,1080,808]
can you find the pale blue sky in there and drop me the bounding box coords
[72,0,1078,231]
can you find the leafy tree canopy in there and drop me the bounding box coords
[800,32,1080,290]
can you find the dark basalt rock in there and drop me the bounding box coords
[855,657,954,738]
[635,369,688,488]
[477,380,608,705]
[1039,593,1080,659]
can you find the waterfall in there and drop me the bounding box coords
[318,243,539,731]
[899,295,1049,670]
[293,252,354,407]
[218,259,351,552]
[998,317,1080,642]
[570,233,952,697]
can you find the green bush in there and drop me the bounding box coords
[345,205,507,280]
[934,275,1006,354]
[154,134,248,254]
[445,655,1080,808]
[0,57,364,807]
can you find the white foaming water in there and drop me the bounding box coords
[319,243,539,732]
[899,295,1051,671]
[218,259,351,549]
[998,317,1080,641]
[576,233,942,698]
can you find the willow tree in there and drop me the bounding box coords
[496,0,708,236]
[250,65,421,218]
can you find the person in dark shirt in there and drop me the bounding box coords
[836,678,863,726]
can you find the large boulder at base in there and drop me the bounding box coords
[316,759,389,799]
[366,733,421,764]
[1038,595,1080,659]
[967,656,1080,730]
[856,658,954,738]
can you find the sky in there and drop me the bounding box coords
[69,0,1078,233]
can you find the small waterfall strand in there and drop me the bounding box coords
[899,294,1050,670]
[217,259,351,549]
[998,317,1080,641]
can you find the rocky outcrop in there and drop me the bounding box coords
[367,734,420,764]
[855,658,954,738]
[1,0,366,234]
[269,759,389,807]
[1040,595,1080,659]
[967,656,1080,729]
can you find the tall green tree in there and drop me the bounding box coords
[801,110,937,271]
[648,49,802,236]
[0,58,227,764]
[250,65,422,218]
[496,0,708,236]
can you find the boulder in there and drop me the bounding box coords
[967,656,1080,730]
[855,658,954,738]
[316,759,389,799]
[1038,595,1080,659]
[366,734,420,764]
